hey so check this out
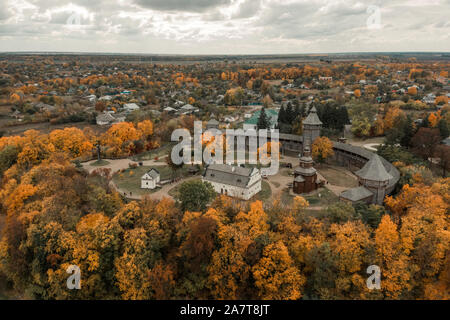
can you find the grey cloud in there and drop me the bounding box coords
[134,0,232,12]
[231,0,262,19]
[0,0,449,53]
[0,0,12,21]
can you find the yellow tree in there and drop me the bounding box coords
[384,107,404,131]
[311,136,334,163]
[49,127,93,158]
[101,122,140,156]
[428,111,441,128]
[137,120,154,141]
[252,241,305,300]
[328,221,372,299]
[375,215,411,299]
[235,201,269,240]
[207,224,251,299]
[115,228,153,299]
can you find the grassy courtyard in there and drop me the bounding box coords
[317,164,358,188]
[253,180,272,201]
[131,142,176,161]
[281,187,338,208]
[113,165,192,196]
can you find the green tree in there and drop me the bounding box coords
[178,180,216,212]
[257,108,270,130]
[437,119,449,139]
[326,202,361,223]
[354,202,385,228]
[0,145,19,176]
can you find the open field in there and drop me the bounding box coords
[1,120,106,137]
[112,165,191,197]
[131,142,176,161]
[317,164,358,188]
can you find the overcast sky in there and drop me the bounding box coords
[0,0,449,54]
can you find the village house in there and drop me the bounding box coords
[123,103,140,112]
[141,168,160,190]
[423,93,436,104]
[96,112,116,125]
[179,104,198,114]
[99,95,113,102]
[202,164,262,200]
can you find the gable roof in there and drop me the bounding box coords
[356,154,393,182]
[124,103,140,110]
[181,104,195,110]
[96,112,115,123]
[207,118,219,125]
[340,186,373,202]
[203,164,259,188]
[142,168,160,180]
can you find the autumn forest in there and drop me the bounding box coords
[0,53,449,300]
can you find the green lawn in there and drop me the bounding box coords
[254,180,272,201]
[132,142,176,161]
[113,165,192,197]
[90,159,110,166]
[303,188,339,207]
[280,187,338,208]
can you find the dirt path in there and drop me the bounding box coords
[347,137,384,147]
[82,157,197,201]
[82,158,167,174]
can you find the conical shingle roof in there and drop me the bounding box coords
[303,106,323,125]
[356,154,393,182]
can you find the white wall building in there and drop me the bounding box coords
[202,164,261,200]
[124,103,140,112]
[96,112,116,125]
[141,168,160,189]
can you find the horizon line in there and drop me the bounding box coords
[0,50,449,56]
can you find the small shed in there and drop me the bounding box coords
[141,168,160,189]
